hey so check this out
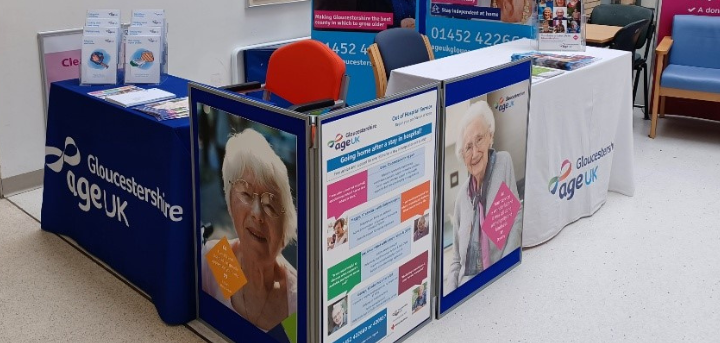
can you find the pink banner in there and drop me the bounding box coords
[431,0,477,5]
[652,1,720,120]
[314,11,393,30]
[397,251,428,295]
[44,50,81,96]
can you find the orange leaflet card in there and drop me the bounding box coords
[205,237,247,299]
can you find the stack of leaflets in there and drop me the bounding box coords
[88,85,143,99]
[133,97,189,120]
[125,9,167,84]
[531,66,565,84]
[104,88,175,107]
[81,10,122,85]
[512,51,596,71]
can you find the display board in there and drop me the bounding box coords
[536,0,585,51]
[652,0,720,120]
[421,0,536,58]
[38,28,83,124]
[318,88,439,343]
[436,60,530,316]
[190,82,440,343]
[311,0,419,105]
[191,85,310,343]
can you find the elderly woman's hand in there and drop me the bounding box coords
[401,18,416,29]
[498,0,526,23]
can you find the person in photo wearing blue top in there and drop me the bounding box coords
[412,283,427,313]
[444,101,522,294]
[201,129,297,343]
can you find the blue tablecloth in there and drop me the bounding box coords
[41,75,195,324]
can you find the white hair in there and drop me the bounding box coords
[222,128,297,247]
[454,100,495,163]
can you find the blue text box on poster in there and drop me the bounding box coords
[333,309,388,343]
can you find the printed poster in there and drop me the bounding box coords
[320,89,438,343]
[312,0,418,105]
[438,63,529,315]
[197,103,300,343]
[423,0,536,58]
[537,0,585,51]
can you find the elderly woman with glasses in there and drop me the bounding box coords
[202,128,297,338]
[444,101,522,294]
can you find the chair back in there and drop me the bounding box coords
[611,19,649,53]
[374,28,433,79]
[264,39,347,105]
[590,4,654,50]
[669,15,720,69]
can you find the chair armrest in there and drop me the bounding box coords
[288,98,337,113]
[656,36,673,56]
[220,81,262,93]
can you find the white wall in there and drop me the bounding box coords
[0,0,310,184]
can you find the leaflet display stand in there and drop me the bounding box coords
[189,82,440,343]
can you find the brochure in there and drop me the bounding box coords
[124,34,162,84]
[80,34,119,85]
[86,9,121,19]
[537,0,585,51]
[88,85,144,99]
[85,18,121,28]
[532,66,565,78]
[131,9,167,73]
[133,97,189,120]
[511,51,596,71]
[105,88,175,107]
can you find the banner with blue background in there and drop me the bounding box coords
[420,0,536,58]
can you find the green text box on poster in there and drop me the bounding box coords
[328,253,361,300]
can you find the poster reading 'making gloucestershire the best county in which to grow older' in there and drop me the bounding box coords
[321,89,438,343]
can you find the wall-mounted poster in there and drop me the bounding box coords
[536,0,585,51]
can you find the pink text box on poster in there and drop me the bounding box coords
[482,182,520,250]
[314,11,393,31]
[44,50,81,93]
[397,251,428,295]
[327,170,368,219]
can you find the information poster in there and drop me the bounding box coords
[320,88,438,343]
[38,29,83,119]
[438,62,529,315]
[536,0,584,51]
[311,0,418,105]
[192,85,309,343]
[422,0,536,58]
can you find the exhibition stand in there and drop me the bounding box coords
[387,38,636,247]
[41,75,195,324]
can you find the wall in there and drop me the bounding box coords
[0,0,310,195]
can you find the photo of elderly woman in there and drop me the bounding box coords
[327,297,348,335]
[198,105,298,343]
[441,90,526,296]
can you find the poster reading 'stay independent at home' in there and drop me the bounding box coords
[537,0,585,51]
[321,89,438,343]
[438,61,530,316]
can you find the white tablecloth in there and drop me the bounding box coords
[386,39,635,247]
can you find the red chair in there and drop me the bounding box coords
[223,39,349,112]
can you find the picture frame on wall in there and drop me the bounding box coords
[248,0,307,8]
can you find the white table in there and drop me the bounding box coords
[387,39,635,247]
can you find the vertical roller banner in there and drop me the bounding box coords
[319,85,439,343]
[312,0,420,105]
[437,60,530,316]
[421,0,536,58]
[190,84,310,343]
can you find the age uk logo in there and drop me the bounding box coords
[548,159,598,200]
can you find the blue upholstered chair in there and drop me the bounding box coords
[650,15,720,138]
[368,28,434,98]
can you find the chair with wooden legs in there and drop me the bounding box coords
[367,28,434,98]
